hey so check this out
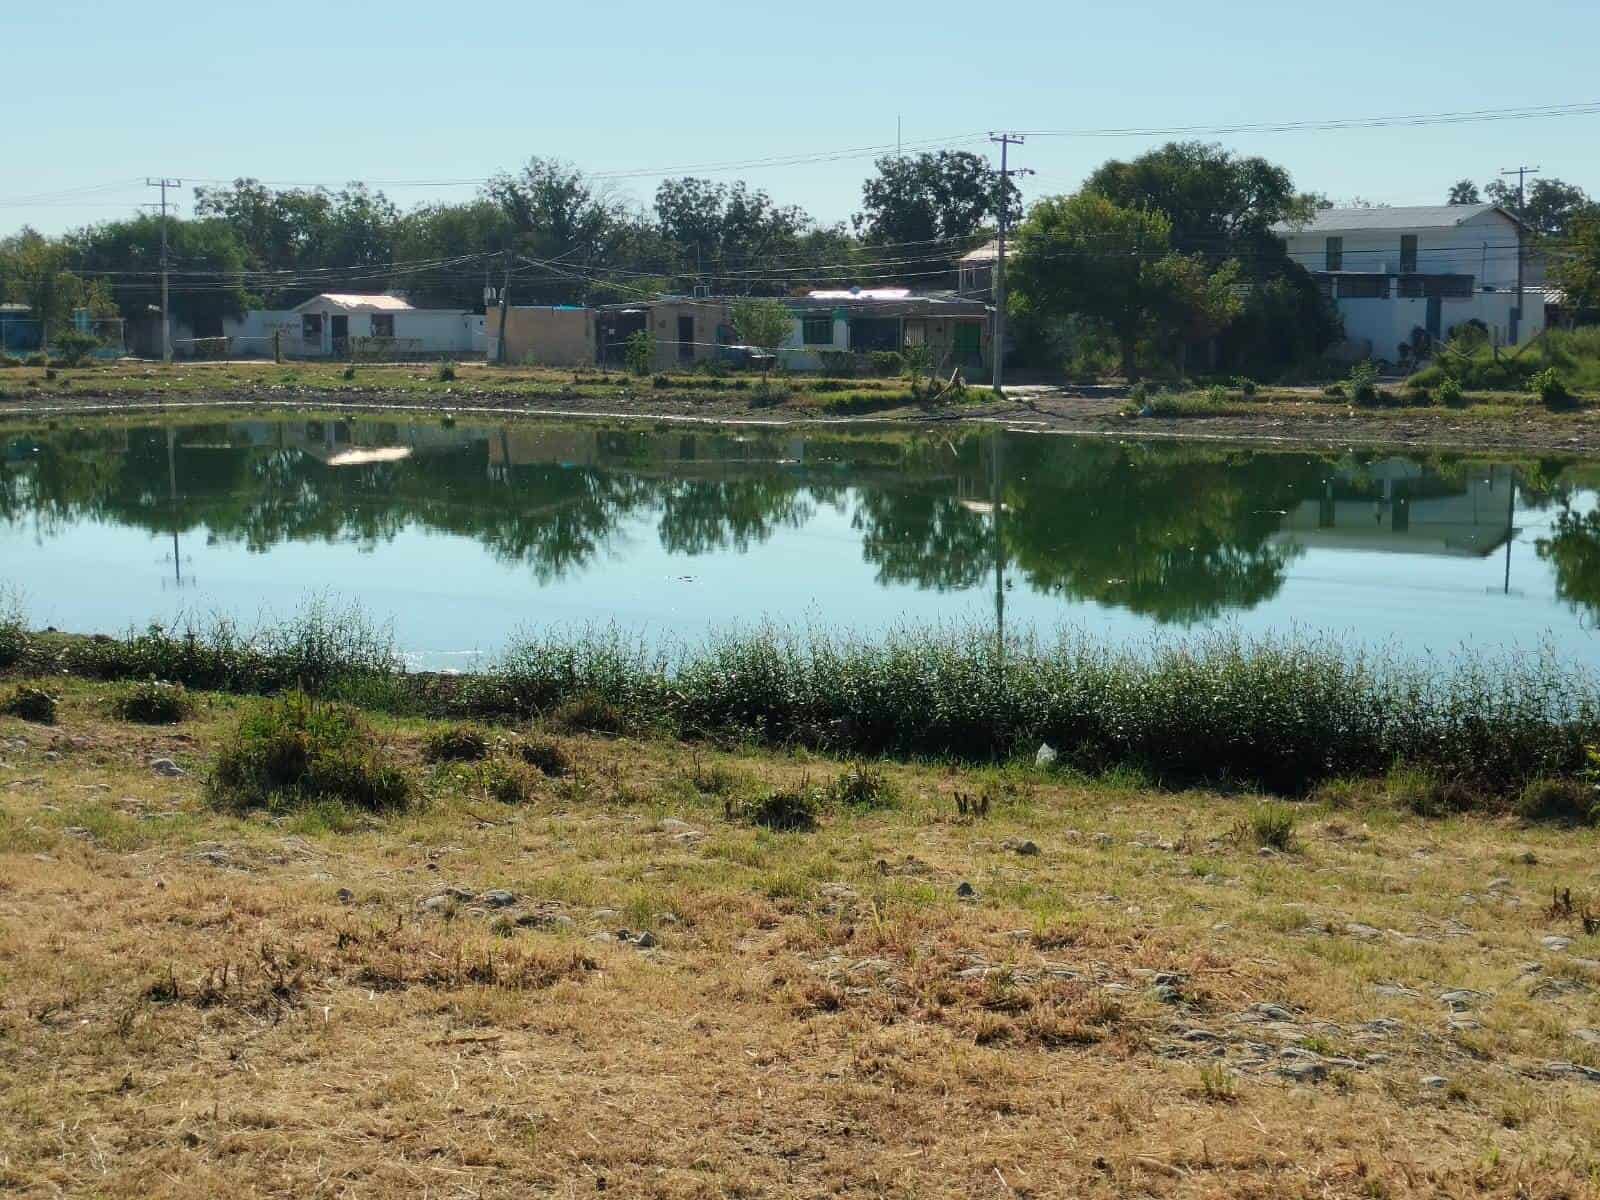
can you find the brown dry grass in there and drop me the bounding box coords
[2,681,1599,1198]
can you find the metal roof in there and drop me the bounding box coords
[294,293,416,313]
[959,240,1000,263]
[1271,204,1516,235]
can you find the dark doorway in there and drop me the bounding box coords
[677,315,695,362]
[1425,296,1442,340]
[330,314,349,357]
[597,309,648,365]
[849,317,901,353]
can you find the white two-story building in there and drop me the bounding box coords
[1272,203,1544,360]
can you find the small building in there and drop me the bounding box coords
[488,305,595,366]
[595,290,991,373]
[957,241,1000,298]
[286,294,483,359]
[1272,204,1546,357]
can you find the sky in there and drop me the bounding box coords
[5,0,1600,236]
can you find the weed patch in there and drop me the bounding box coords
[111,679,196,725]
[1232,802,1297,851]
[1,684,58,724]
[727,785,820,831]
[423,723,492,763]
[208,690,411,813]
[512,733,573,777]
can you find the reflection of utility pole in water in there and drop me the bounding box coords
[1504,467,1517,596]
[166,425,183,587]
[992,428,1005,693]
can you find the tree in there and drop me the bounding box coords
[1447,180,1482,206]
[654,178,811,293]
[486,158,628,305]
[854,151,1022,255]
[730,297,792,383]
[1552,208,1600,314]
[0,229,112,347]
[1083,141,1316,256]
[1484,177,1594,236]
[70,216,248,331]
[1008,192,1239,380]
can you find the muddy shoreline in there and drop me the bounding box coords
[5,384,1599,457]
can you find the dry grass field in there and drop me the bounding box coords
[2,679,1599,1198]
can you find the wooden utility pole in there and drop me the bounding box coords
[145,178,181,363]
[1499,165,1539,344]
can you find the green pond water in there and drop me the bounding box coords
[1,414,1597,670]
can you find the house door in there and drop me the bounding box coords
[331,315,349,357]
[677,315,695,361]
[953,322,982,367]
[1425,297,1442,341]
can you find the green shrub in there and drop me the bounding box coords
[1128,381,1149,404]
[1323,383,1346,399]
[435,361,457,382]
[624,331,654,377]
[52,331,101,366]
[1516,776,1595,825]
[727,786,819,831]
[1,685,58,725]
[112,680,195,725]
[1233,376,1258,396]
[868,350,904,378]
[423,723,491,762]
[547,690,627,735]
[1383,764,1483,817]
[1233,802,1296,850]
[1,353,25,368]
[1436,376,1466,408]
[481,757,535,805]
[341,364,357,381]
[513,734,573,777]
[651,373,671,389]
[0,591,25,667]
[25,353,48,367]
[1529,367,1577,411]
[1348,360,1380,405]
[823,761,896,809]
[208,691,410,813]
[817,351,858,378]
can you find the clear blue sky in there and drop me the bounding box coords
[5,0,1599,236]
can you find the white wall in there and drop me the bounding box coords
[777,314,847,370]
[1282,210,1522,290]
[1333,290,1543,362]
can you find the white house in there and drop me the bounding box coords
[775,289,991,371]
[284,294,484,359]
[1272,204,1544,359]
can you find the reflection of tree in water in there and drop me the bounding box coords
[1537,505,1600,624]
[852,487,991,591]
[657,477,817,555]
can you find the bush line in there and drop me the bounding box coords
[3,601,1596,796]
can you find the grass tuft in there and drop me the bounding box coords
[822,761,897,809]
[726,785,819,831]
[111,679,196,725]
[1,684,58,725]
[208,690,410,814]
[512,733,574,777]
[1516,776,1596,826]
[1232,802,1297,851]
[423,723,492,763]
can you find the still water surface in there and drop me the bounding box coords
[1,416,1596,668]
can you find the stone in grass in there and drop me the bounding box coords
[477,889,518,908]
[1542,935,1573,952]
[1421,1075,1449,1089]
[1277,1061,1328,1083]
[955,881,977,900]
[1035,743,1058,768]
[1002,838,1041,856]
[149,758,186,778]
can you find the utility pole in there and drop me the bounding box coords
[145,178,180,363]
[495,246,512,365]
[988,134,1031,394]
[1499,165,1539,344]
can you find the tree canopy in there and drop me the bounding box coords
[854,151,1021,253]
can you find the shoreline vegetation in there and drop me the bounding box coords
[2,597,1595,813]
[2,356,1599,456]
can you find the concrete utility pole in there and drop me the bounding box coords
[145,178,180,363]
[495,246,512,365]
[1500,165,1539,344]
[988,134,1031,394]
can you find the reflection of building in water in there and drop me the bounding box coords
[485,428,812,479]
[1274,459,1516,557]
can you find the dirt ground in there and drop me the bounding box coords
[4,360,1599,456]
[3,683,1599,1198]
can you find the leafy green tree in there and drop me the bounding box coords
[1009,193,1237,380]
[486,158,628,305]
[0,229,113,346]
[1537,506,1600,621]
[1447,180,1482,206]
[1552,208,1600,314]
[654,178,811,294]
[70,216,249,330]
[854,151,1022,255]
[1484,177,1594,236]
[731,297,793,380]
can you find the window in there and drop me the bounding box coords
[1398,274,1474,299]
[1325,237,1343,271]
[370,313,395,338]
[302,313,323,342]
[1337,274,1388,300]
[1400,235,1418,274]
[801,314,833,346]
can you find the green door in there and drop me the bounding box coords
[953,322,981,367]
